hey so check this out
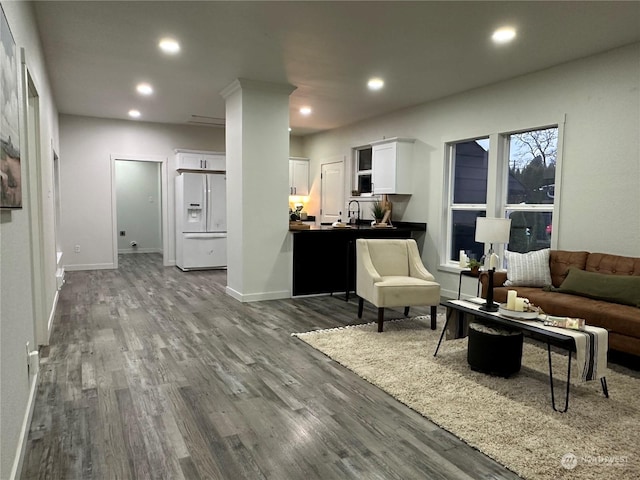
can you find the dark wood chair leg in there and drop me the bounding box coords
[430,305,437,330]
[404,306,410,317]
[377,308,385,332]
[357,297,364,318]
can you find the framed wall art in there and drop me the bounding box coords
[1,3,21,209]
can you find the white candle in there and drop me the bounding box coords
[507,290,517,310]
[459,251,467,268]
[514,297,525,312]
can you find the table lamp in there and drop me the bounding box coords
[475,216,512,312]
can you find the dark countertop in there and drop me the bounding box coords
[290,221,426,233]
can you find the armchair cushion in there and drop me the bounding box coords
[373,276,441,307]
[366,240,411,276]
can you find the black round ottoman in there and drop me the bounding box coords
[467,322,523,378]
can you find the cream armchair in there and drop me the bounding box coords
[356,239,440,332]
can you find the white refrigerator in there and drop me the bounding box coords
[175,172,227,270]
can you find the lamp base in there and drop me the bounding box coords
[479,303,499,313]
[480,267,499,312]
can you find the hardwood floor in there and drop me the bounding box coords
[22,253,520,479]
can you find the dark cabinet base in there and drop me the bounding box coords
[292,226,423,297]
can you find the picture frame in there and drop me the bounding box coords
[1,3,21,209]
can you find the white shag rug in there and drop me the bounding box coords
[292,315,640,480]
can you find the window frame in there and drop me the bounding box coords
[352,145,374,197]
[442,121,564,271]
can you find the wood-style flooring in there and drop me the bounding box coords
[21,253,521,479]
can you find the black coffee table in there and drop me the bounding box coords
[434,299,609,412]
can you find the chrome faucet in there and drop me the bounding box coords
[347,200,361,225]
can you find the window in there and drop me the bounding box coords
[445,127,559,266]
[447,138,489,264]
[505,127,557,253]
[354,147,372,195]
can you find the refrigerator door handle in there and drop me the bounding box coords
[184,232,227,239]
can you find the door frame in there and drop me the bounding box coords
[22,55,50,346]
[110,154,168,268]
[320,156,345,224]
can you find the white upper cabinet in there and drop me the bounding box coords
[371,138,415,194]
[176,149,225,171]
[289,157,309,196]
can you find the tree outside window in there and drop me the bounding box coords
[506,127,558,253]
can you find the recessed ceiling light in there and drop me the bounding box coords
[299,106,312,116]
[367,78,384,90]
[492,27,516,44]
[159,38,180,54]
[136,83,153,95]
[128,109,141,118]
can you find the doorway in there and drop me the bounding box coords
[320,160,344,224]
[110,155,168,268]
[24,67,50,345]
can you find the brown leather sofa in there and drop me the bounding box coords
[480,250,640,356]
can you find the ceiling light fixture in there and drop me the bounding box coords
[159,38,180,54]
[299,106,312,116]
[136,83,153,95]
[128,109,141,118]
[492,27,516,44]
[367,78,384,90]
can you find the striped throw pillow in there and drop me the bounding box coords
[504,248,552,287]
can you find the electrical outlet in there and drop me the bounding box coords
[74,245,81,253]
[120,231,126,236]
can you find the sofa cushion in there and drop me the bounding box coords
[504,248,552,287]
[552,267,640,308]
[585,252,640,277]
[549,250,589,287]
[493,286,640,339]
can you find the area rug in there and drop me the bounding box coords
[292,316,640,480]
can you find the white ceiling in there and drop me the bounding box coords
[33,1,640,136]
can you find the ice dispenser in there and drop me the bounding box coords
[187,203,203,223]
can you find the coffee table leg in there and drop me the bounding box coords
[601,377,609,398]
[433,314,451,357]
[548,342,572,413]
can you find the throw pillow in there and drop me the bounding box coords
[553,267,640,308]
[504,248,552,287]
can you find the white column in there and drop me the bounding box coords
[221,79,296,301]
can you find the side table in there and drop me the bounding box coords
[457,270,480,299]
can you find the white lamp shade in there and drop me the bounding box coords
[475,217,511,244]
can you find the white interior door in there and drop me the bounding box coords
[321,161,344,224]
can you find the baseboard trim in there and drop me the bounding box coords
[225,286,290,302]
[9,370,40,480]
[65,263,115,271]
[118,248,163,254]
[45,290,59,345]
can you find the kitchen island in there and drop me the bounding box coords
[291,222,426,297]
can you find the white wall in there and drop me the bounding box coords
[59,115,225,269]
[115,160,162,253]
[60,115,305,271]
[302,43,640,299]
[289,134,305,157]
[0,2,60,478]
